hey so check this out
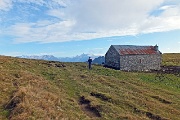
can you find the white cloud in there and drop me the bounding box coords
[15,0,45,5]
[0,0,12,11]
[3,0,67,10]
[159,5,176,10]
[47,9,65,19]
[1,0,180,43]
[67,0,164,32]
[141,4,180,33]
[6,20,76,43]
[66,0,180,35]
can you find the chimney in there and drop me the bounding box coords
[154,44,158,51]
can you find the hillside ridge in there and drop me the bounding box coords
[0,55,180,120]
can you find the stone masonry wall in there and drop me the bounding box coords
[105,46,120,69]
[120,54,161,71]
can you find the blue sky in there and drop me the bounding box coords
[0,0,180,57]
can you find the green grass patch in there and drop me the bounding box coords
[0,56,180,120]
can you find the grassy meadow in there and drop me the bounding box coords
[0,54,180,120]
[162,53,180,66]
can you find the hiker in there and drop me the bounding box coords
[88,57,92,69]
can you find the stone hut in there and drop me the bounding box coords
[105,45,162,71]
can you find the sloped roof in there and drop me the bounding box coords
[112,45,161,55]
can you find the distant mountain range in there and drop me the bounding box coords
[59,53,99,62]
[17,54,104,63]
[92,56,105,64]
[17,55,60,61]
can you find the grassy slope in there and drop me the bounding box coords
[162,53,180,66]
[0,56,180,120]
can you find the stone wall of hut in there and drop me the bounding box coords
[105,46,120,69]
[120,54,161,71]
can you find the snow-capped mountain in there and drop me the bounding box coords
[17,54,100,62]
[17,55,60,61]
[59,53,98,62]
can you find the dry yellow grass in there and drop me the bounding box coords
[0,68,63,119]
[0,56,180,120]
[162,53,180,66]
[0,56,75,120]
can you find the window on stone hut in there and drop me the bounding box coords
[139,59,142,63]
